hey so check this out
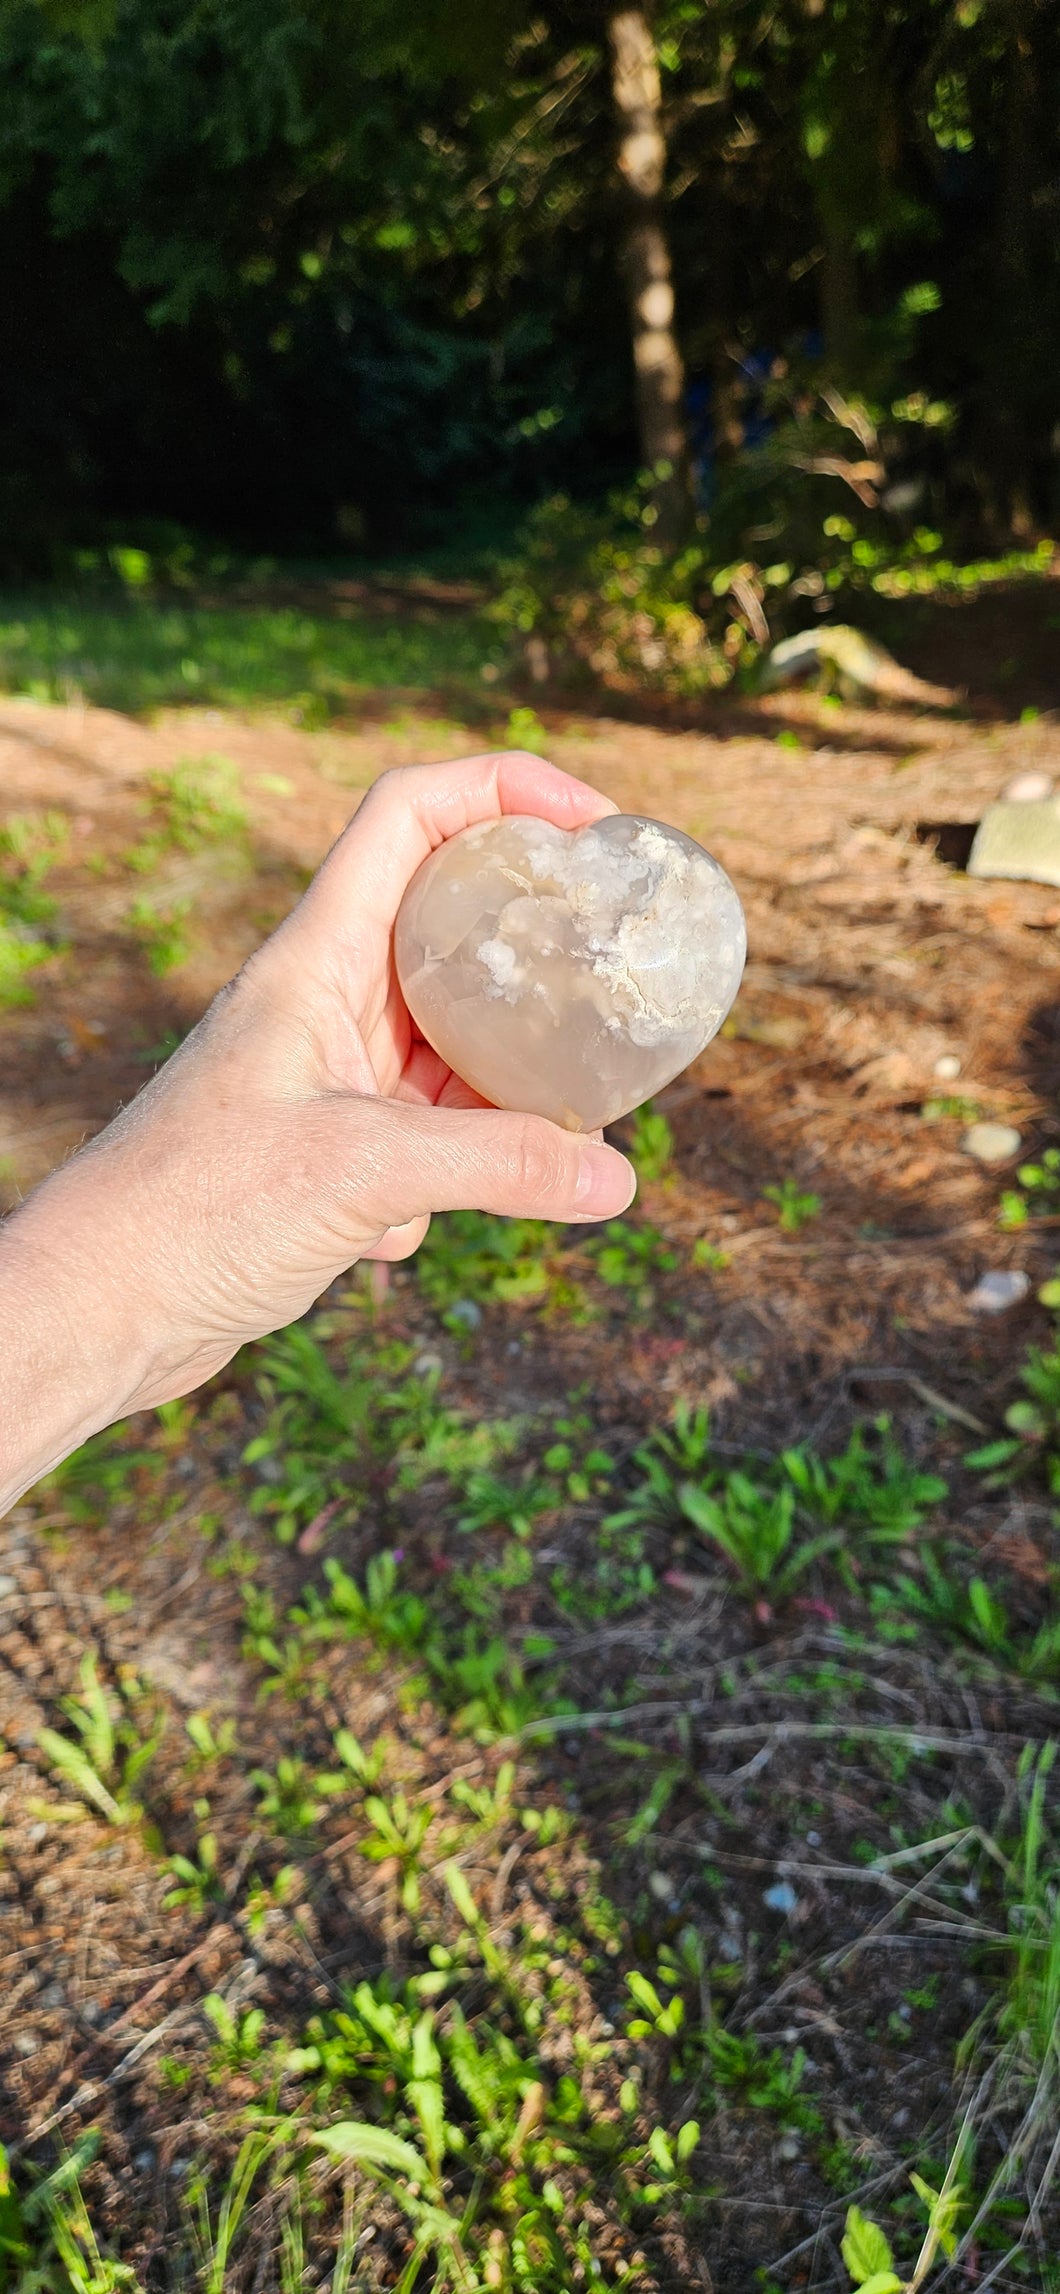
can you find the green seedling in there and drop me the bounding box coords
[184,1711,238,1767]
[0,921,55,1009]
[967,1319,1060,1490]
[202,1995,268,2078]
[505,704,550,754]
[37,1655,159,1825]
[782,1416,947,1539]
[359,1791,433,1914]
[333,1727,387,1789]
[842,2165,965,2292]
[0,2131,143,2294]
[456,1467,554,1540]
[127,895,192,975]
[581,1218,677,1315]
[999,1148,1060,1229]
[164,1803,224,1912]
[678,1472,837,1596]
[763,1177,821,1232]
[0,809,67,926]
[627,1099,675,1183]
[249,1755,345,1837]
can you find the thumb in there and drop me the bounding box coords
[337,1096,637,1231]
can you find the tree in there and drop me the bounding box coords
[606,6,693,543]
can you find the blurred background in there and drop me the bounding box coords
[2,0,1058,594]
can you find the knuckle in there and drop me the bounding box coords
[508,1115,571,1205]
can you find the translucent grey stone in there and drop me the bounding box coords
[394,812,746,1132]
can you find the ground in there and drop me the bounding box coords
[1,577,1059,2293]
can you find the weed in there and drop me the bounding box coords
[184,1710,239,1767]
[151,754,247,849]
[0,2131,143,2293]
[0,920,55,1007]
[782,1417,947,1539]
[359,1790,433,1913]
[414,1208,566,1321]
[763,1176,821,1231]
[126,895,192,975]
[584,1217,677,1304]
[250,1755,345,1837]
[841,2160,966,2291]
[678,1472,837,1596]
[999,1147,1060,1229]
[505,703,550,754]
[921,1094,981,1124]
[164,1801,224,1911]
[202,1995,268,2079]
[968,1315,1060,1491]
[37,1655,159,1824]
[627,1099,675,1183]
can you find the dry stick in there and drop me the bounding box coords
[520,1709,1016,1751]
[845,1364,988,1436]
[19,1956,260,2154]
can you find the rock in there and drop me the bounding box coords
[968,1269,1031,1313]
[962,1121,1022,1165]
[1001,771,1054,803]
[763,1880,799,1914]
[395,813,746,1132]
[758,624,957,708]
[934,1052,962,1081]
[968,799,1060,889]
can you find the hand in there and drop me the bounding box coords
[1,751,636,1502]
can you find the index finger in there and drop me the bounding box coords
[295,750,618,947]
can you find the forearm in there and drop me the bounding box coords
[0,1169,156,1514]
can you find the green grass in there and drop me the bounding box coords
[0,595,496,716]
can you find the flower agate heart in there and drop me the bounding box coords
[394,813,746,1132]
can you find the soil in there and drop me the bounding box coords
[2,610,1060,2289]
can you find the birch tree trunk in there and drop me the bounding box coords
[607,6,693,545]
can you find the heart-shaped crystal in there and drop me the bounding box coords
[394,812,746,1132]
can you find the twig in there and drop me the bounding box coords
[845,1365,988,1435]
[520,1708,1014,1754]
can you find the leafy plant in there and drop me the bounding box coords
[999,1148,1060,1230]
[249,1755,345,1837]
[126,895,192,975]
[627,1100,675,1184]
[164,1803,224,1912]
[584,1218,677,1305]
[37,1656,159,1825]
[763,1177,821,1232]
[782,1417,947,1539]
[678,1472,837,1596]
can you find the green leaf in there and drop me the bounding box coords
[313,2123,429,2181]
[842,2207,897,2286]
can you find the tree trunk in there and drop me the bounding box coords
[607,6,693,546]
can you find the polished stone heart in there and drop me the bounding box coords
[394,812,746,1132]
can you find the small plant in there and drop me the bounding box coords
[127,895,192,975]
[164,1802,224,1912]
[584,1218,677,1304]
[0,920,55,1008]
[37,1656,159,1825]
[359,1790,433,1914]
[967,1317,1060,1491]
[185,1711,239,1767]
[505,704,550,755]
[841,2166,965,2292]
[999,1147,1060,1228]
[782,1417,947,1539]
[0,809,67,925]
[249,1755,345,1837]
[627,1099,675,1183]
[678,1471,837,1596]
[202,1994,268,2078]
[0,2132,144,2293]
[763,1176,821,1232]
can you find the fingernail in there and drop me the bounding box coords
[573,1145,637,1219]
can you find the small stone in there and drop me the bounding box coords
[0,1576,18,1599]
[395,813,746,1132]
[413,1351,444,1377]
[763,1880,799,1915]
[1001,771,1054,803]
[648,1870,677,1903]
[447,1300,482,1331]
[933,1052,962,1081]
[968,799,1060,890]
[968,1269,1031,1313]
[775,2133,802,2162]
[962,1122,1022,1165]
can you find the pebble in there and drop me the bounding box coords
[1002,771,1054,802]
[763,1881,799,1915]
[968,1269,1031,1314]
[775,2133,802,2162]
[648,1870,676,1902]
[447,1300,482,1331]
[933,1052,962,1081]
[962,1121,1022,1165]
[413,1351,443,1377]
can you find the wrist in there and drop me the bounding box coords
[0,1163,160,1513]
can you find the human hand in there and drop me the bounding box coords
[3,752,636,1488]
